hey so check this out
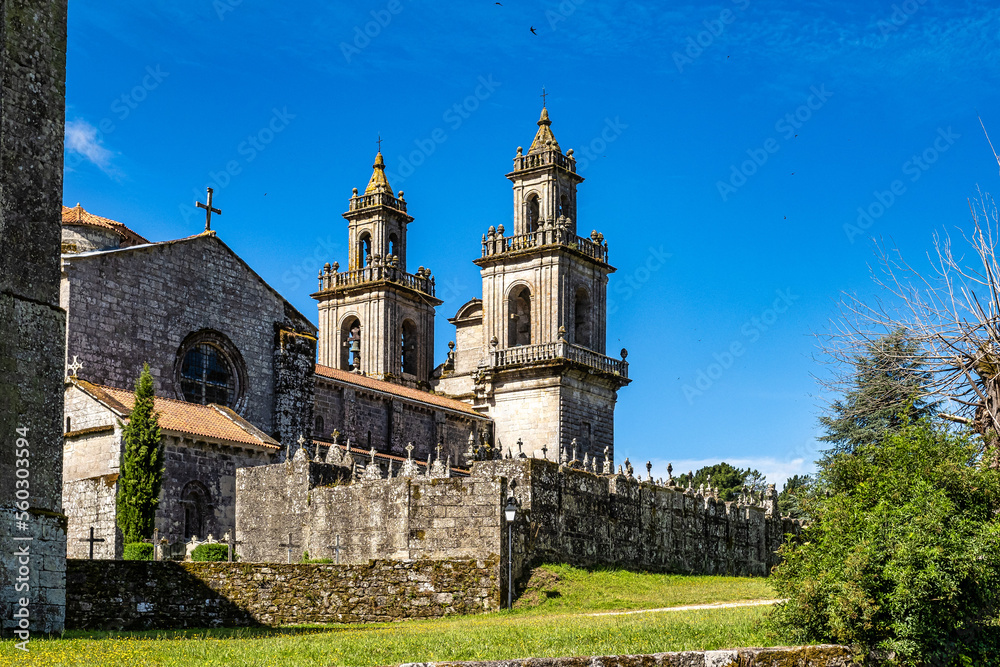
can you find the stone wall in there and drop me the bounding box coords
[0,0,70,637]
[63,475,119,560]
[272,324,316,457]
[397,646,861,667]
[483,459,797,581]
[236,456,504,565]
[236,456,796,586]
[66,558,500,630]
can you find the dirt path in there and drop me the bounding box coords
[584,598,785,617]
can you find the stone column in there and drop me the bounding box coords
[0,0,70,637]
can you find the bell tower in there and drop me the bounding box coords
[433,104,630,466]
[313,149,441,386]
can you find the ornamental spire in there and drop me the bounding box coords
[364,148,393,195]
[528,106,561,154]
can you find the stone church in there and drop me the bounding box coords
[59,104,629,556]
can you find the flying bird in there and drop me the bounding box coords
[530,26,537,34]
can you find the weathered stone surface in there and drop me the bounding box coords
[0,0,69,637]
[398,646,860,667]
[66,558,499,629]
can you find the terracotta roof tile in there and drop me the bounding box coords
[71,380,280,449]
[62,204,150,246]
[314,364,482,417]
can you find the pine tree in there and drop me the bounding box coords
[819,329,935,457]
[117,363,164,545]
[675,462,761,501]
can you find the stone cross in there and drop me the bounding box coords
[224,531,242,562]
[405,442,414,459]
[78,526,104,560]
[540,86,548,107]
[297,433,306,456]
[540,442,548,460]
[196,187,221,232]
[332,535,343,565]
[279,532,297,564]
[436,442,443,462]
[67,355,83,377]
[376,134,383,152]
[646,461,653,482]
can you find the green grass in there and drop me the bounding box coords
[0,566,789,667]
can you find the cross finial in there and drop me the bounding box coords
[540,86,548,107]
[376,134,383,153]
[406,442,414,459]
[297,434,306,446]
[196,187,222,232]
[67,355,83,377]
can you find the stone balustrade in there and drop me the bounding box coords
[512,148,577,173]
[489,341,628,378]
[317,262,435,296]
[481,226,609,263]
[347,190,407,213]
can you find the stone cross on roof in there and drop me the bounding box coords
[196,187,221,232]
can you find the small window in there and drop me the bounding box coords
[401,320,418,375]
[358,233,372,267]
[525,195,540,233]
[65,416,72,433]
[315,415,325,435]
[508,286,532,347]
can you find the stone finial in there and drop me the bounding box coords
[646,461,653,482]
[624,457,634,478]
[406,442,414,459]
[667,462,674,485]
[361,457,382,481]
[332,261,340,272]
[490,335,499,348]
[293,445,308,462]
[618,465,624,476]
[516,438,526,458]
[314,443,325,462]
[326,443,343,467]
[570,438,578,463]
[603,455,612,475]
[466,433,476,463]
[497,224,505,236]
[540,442,548,460]
[620,348,628,360]
[558,442,566,465]
[557,325,567,342]
[687,472,694,491]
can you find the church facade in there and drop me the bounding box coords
[59,104,630,558]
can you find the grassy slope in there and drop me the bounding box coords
[0,566,787,667]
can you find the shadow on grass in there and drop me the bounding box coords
[62,623,390,641]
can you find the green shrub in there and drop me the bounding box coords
[191,543,231,562]
[123,542,153,561]
[769,421,1000,665]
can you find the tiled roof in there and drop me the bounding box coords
[70,379,280,449]
[62,204,150,246]
[314,364,483,417]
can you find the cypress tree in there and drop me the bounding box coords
[116,363,164,545]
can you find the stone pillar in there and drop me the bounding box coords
[0,0,70,637]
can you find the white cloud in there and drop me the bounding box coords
[64,118,116,173]
[648,456,816,491]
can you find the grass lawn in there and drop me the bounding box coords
[0,566,789,667]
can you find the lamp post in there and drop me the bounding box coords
[504,496,518,609]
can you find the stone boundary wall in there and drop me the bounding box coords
[479,459,799,581]
[66,558,500,630]
[396,646,862,667]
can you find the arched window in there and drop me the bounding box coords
[574,287,591,348]
[315,415,325,435]
[358,232,372,267]
[559,194,571,218]
[340,317,361,371]
[388,233,399,260]
[175,330,246,409]
[525,194,540,233]
[181,481,211,540]
[401,320,418,375]
[180,343,236,406]
[508,286,532,347]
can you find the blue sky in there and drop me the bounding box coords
[63,1,1000,487]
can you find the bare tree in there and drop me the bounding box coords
[828,191,1000,459]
